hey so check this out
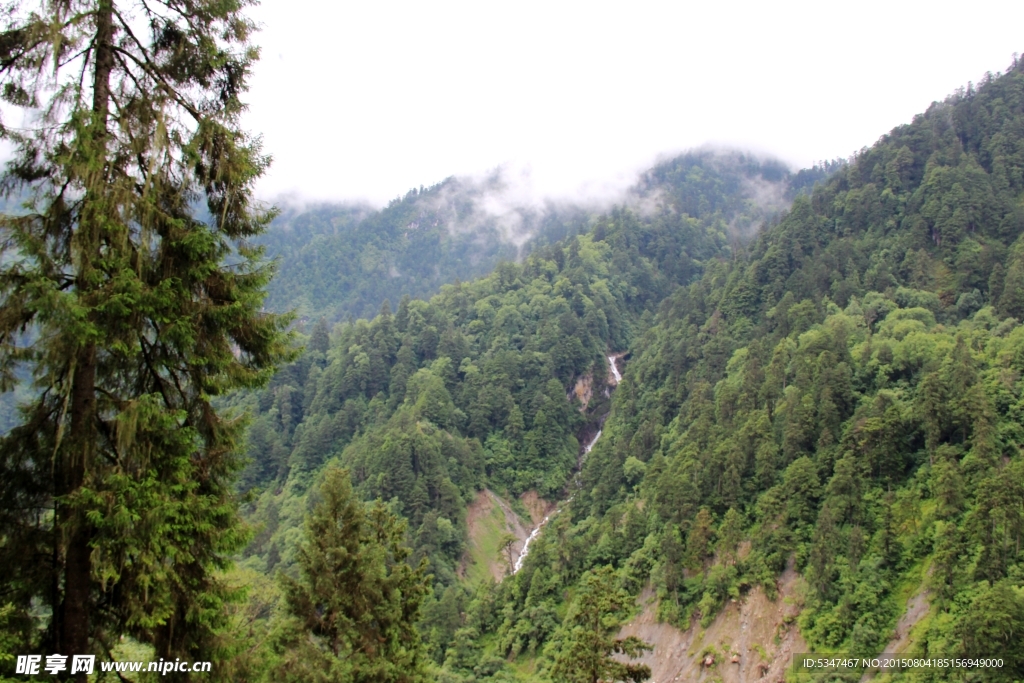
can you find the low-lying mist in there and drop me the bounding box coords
[258,149,842,324]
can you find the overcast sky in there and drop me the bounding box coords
[242,0,1024,207]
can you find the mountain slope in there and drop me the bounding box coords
[257,152,809,324]
[481,56,1024,683]
[259,172,610,324]
[216,151,821,678]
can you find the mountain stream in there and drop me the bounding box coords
[513,355,620,573]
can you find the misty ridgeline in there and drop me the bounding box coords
[2,4,1024,682]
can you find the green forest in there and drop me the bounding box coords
[228,62,1024,683]
[2,2,1024,682]
[255,186,523,324]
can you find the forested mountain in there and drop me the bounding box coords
[226,57,1024,682]
[207,150,810,678]
[498,60,1024,681]
[5,6,1020,679]
[230,150,797,561]
[256,152,813,325]
[257,176,587,323]
[1,150,809,434]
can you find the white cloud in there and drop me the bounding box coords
[239,1,1024,207]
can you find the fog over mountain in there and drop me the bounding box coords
[260,149,817,323]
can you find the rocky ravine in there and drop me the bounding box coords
[514,355,623,573]
[617,563,935,683]
[617,560,807,683]
[462,487,559,582]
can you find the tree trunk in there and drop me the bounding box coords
[60,351,96,678]
[58,1,114,678]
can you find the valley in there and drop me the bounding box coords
[3,22,1024,682]
[227,61,1024,682]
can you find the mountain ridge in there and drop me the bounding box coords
[256,150,818,325]
[19,54,1024,682]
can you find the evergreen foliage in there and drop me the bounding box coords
[9,6,1023,679]
[257,181,571,324]
[352,56,1024,681]
[546,566,651,683]
[0,0,291,676]
[270,467,430,683]
[223,150,798,679]
[232,151,792,588]
[559,56,1024,681]
[256,153,796,325]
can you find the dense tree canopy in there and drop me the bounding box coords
[255,151,798,325]
[290,56,1024,681]
[6,6,1023,679]
[547,566,651,683]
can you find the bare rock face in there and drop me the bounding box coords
[615,562,808,683]
[571,373,593,410]
[519,490,557,525]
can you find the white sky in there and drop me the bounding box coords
[243,0,1024,207]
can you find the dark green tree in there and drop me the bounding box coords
[0,0,291,674]
[273,467,430,683]
[957,580,1024,681]
[685,507,716,571]
[310,317,331,355]
[548,566,652,683]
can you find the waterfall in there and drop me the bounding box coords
[608,355,621,383]
[513,354,622,574]
[513,422,605,572]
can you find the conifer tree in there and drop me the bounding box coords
[498,532,518,576]
[685,507,715,571]
[0,0,290,674]
[310,317,331,355]
[273,467,430,683]
[548,566,652,683]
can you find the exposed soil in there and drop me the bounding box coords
[520,490,557,526]
[617,561,807,683]
[859,582,933,681]
[572,373,595,411]
[461,489,531,582]
[884,587,931,654]
[490,490,531,548]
